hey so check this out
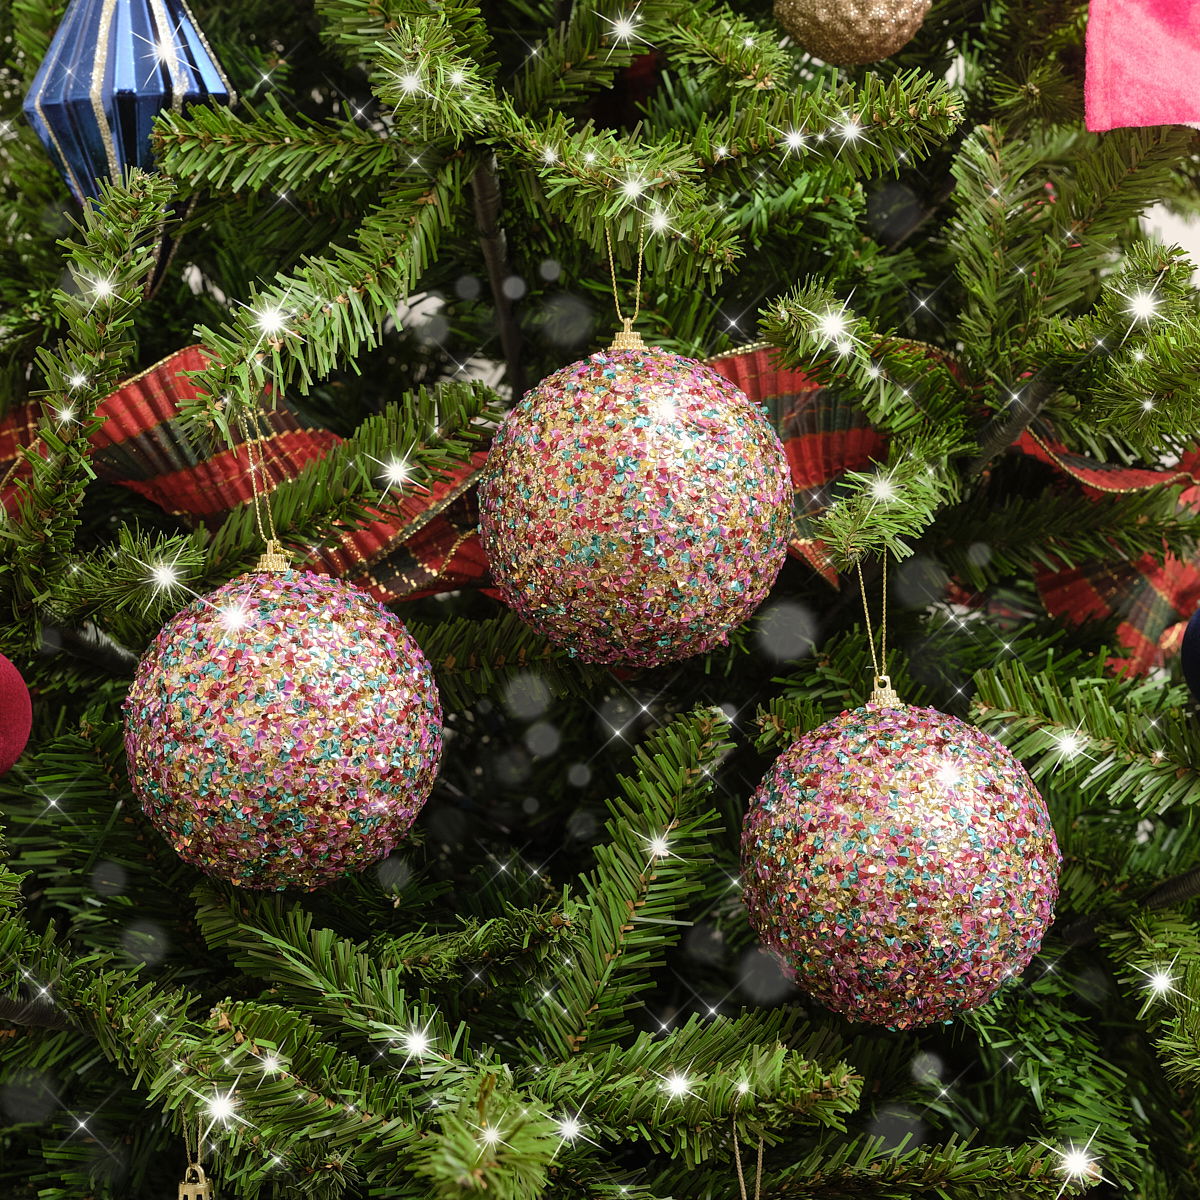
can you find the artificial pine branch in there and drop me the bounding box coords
[1,171,175,634]
[407,611,609,711]
[971,660,1200,815]
[186,165,463,432]
[529,708,733,1058]
[154,98,402,196]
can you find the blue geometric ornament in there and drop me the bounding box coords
[23,0,234,204]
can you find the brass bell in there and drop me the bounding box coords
[178,1163,213,1200]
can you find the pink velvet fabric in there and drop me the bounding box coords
[1086,0,1200,131]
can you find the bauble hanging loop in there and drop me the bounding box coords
[609,319,646,352]
[254,538,291,573]
[178,1163,213,1200]
[870,673,901,706]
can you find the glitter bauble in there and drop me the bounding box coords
[740,703,1060,1028]
[478,337,792,667]
[124,568,442,890]
[773,0,931,65]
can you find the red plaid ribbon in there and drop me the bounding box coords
[707,345,1200,675]
[0,346,489,605]
[3,342,1195,672]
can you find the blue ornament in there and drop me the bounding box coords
[23,0,233,203]
[1182,607,1200,707]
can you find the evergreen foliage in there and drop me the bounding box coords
[0,0,1199,1196]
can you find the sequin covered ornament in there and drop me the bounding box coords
[124,562,442,890]
[773,0,931,66]
[741,701,1060,1027]
[478,331,792,667]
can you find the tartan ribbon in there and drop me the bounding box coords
[0,345,489,605]
[2,342,1196,672]
[706,345,1200,676]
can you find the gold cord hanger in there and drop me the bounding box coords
[604,221,646,351]
[732,1120,765,1200]
[856,554,898,706]
[237,409,288,572]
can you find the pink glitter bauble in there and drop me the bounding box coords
[741,703,1060,1028]
[124,568,442,890]
[478,342,792,667]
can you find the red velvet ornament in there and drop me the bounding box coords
[0,651,32,775]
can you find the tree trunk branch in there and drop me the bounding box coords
[471,157,524,399]
[0,991,74,1030]
[1057,863,1200,948]
[1143,864,1200,912]
[964,367,1059,477]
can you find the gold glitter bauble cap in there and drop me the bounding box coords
[773,0,931,66]
[870,674,902,707]
[608,318,647,352]
[255,539,291,572]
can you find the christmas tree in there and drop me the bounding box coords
[2,0,1199,1196]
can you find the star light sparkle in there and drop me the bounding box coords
[206,1090,237,1125]
[149,563,182,593]
[936,762,962,790]
[648,208,672,234]
[662,1072,691,1098]
[382,458,411,490]
[1125,290,1159,322]
[1054,730,1085,760]
[1147,969,1174,994]
[870,474,896,502]
[837,116,863,143]
[253,304,288,337]
[1059,1147,1096,1181]
[403,1028,430,1057]
[1042,1129,1106,1198]
[1135,957,1181,1005]
[812,304,857,348]
[218,603,249,631]
[600,9,648,51]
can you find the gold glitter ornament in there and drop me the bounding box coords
[773,0,931,65]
